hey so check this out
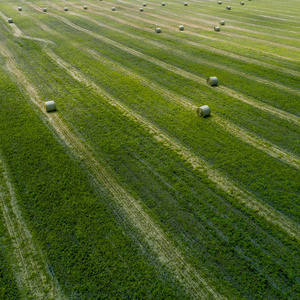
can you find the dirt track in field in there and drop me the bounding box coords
[1,22,223,299]
[45,48,300,241]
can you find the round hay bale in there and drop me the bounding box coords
[197,105,211,117]
[140,8,143,12]
[240,2,244,5]
[112,7,116,11]
[143,3,147,7]
[45,101,56,112]
[207,76,218,86]
[184,2,188,6]
[43,8,47,12]
[179,25,184,31]
[64,7,68,11]
[220,20,225,25]
[84,6,88,9]
[162,2,165,6]
[218,1,222,4]
[18,7,22,11]
[214,26,220,32]
[226,6,231,10]
[8,18,13,23]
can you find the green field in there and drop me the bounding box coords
[0,0,299,299]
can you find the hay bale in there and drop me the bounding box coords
[218,1,222,4]
[45,101,56,112]
[197,105,211,117]
[240,2,244,4]
[162,2,165,6]
[112,7,116,11]
[184,2,188,6]
[43,8,47,12]
[84,6,88,9]
[155,28,161,33]
[226,6,231,10]
[8,18,13,23]
[64,7,68,11]
[140,8,143,12]
[220,20,225,25]
[143,3,147,6]
[207,77,218,86]
[179,25,184,31]
[18,7,22,11]
[214,26,220,32]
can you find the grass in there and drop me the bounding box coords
[0,0,299,298]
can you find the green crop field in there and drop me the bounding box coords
[0,0,299,299]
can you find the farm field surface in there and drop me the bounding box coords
[0,0,299,299]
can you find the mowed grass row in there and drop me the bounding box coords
[0,39,191,299]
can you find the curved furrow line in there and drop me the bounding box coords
[63,9,300,97]
[42,10,300,127]
[1,22,223,300]
[68,0,300,72]
[45,49,300,240]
